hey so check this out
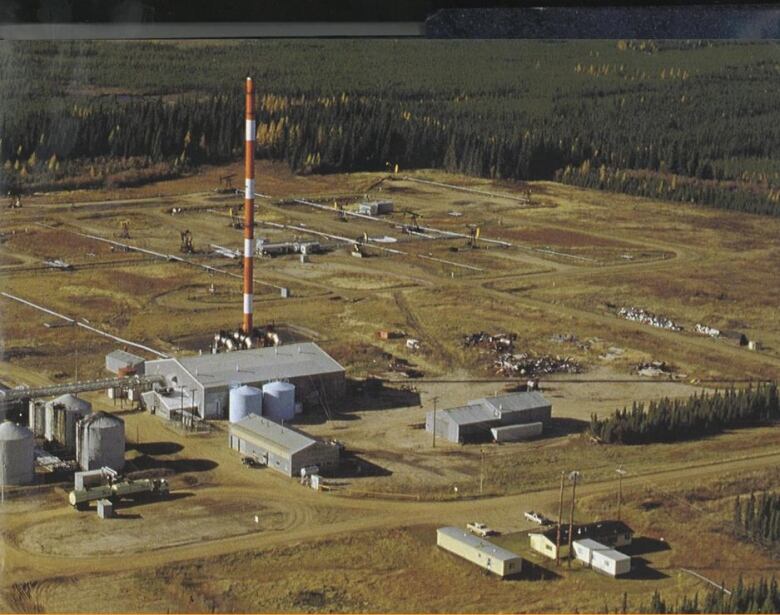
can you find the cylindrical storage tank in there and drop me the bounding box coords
[76,411,125,471]
[28,401,46,437]
[45,394,91,450]
[229,385,263,423]
[0,421,34,485]
[262,381,296,423]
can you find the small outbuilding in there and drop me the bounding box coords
[436,527,522,578]
[529,520,634,561]
[105,349,146,375]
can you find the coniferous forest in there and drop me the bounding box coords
[639,577,780,614]
[589,383,779,444]
[1,40,779,215]
[733,492,780,554]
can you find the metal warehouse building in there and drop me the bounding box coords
[425,391,552,443]
[105,349,146,375]
[228,414,340,477]
[143,343,345,419]
[436,527,523,578]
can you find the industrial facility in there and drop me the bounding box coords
[228,413,340,477]
[142,342,345,420]
[425,391,552,443]
[436,526,523,578]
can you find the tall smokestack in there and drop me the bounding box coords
[243,77,255,335]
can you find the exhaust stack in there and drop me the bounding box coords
[243,77,255,335]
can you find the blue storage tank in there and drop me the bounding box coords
[229,385,263,423]
[262,381,295,423]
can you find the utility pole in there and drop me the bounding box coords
[479,447,485,495]
[567,470,581,568]
[431,396,439,448]
[556,470,565,566]
[616,466,627,521]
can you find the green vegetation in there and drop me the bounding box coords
[640,577,779,614]
[734,492,780,554]
[589,383,779,444]
[1,40,779,215]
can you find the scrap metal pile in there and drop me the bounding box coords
[463,331,581,377]
[617,306,682,331]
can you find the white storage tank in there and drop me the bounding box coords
[45,394,92,450]
[262,381,296,423]
[229,385,263,423]
[0,421,34,485]
[76,411,126,471]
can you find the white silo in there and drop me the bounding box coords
[229,385,263,423]
[76,411,126,471]
[0,421,34,485]
[262,381,296,423]
[45,394,92,451]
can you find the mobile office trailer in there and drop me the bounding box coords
[436,527,522,578]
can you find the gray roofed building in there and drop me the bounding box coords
[228,414,340,477]
[426,391,552,443]
[143,343,345,420]
[105,349,146,375]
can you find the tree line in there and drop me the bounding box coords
[640,577,779,614]
[589,383,779,444]
[1,40,779,216]
[734,492,780,553]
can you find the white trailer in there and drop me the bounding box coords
[437,527,522,578]
[591,548,631,577]
[572,538,609,565]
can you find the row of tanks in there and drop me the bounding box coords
[229,381,298,424]
[0,394,126,486]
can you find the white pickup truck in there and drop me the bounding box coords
[466,522,496,537]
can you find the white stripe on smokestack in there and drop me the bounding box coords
[242,76,255,335]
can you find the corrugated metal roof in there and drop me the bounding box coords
[437,527,520,562]
[230,414,316,455]
[471,391,550,416]
[148,343,343,390]
[442,404,498,426]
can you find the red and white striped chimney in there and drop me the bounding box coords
[242,77,255,335]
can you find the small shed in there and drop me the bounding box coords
[436,527,522,578]
[96,498,114,519]
[106,350,146,375]
[591,548,631,577]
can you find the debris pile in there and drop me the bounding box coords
[618,306,682,331]
[635,360,674,377]
[495,352,581,377]
[695,323,720,337]
[463,331,580,377]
